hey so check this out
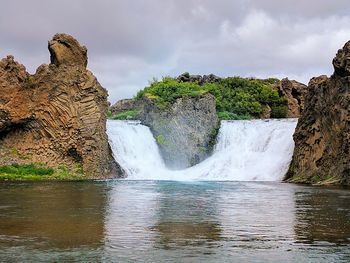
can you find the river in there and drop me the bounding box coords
[0,181,349,262]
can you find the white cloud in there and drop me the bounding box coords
[1,0,350,102]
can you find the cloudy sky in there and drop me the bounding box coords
[1,0,349,103]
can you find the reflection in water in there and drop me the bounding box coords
[0,181,349,262]
[294,188,350,243]
[0,182,108,261]
[217,182,296,250]
[150,182,222,249]
[151,221,222,247]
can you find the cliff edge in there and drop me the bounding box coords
[0,33,121,179]
[286,40,350,185]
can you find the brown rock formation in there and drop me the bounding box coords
[277,78,308,118]
[0,33,121,178]
[286,40,350,185]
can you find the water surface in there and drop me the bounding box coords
[0,181,349,262]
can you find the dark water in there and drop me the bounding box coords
[0,181,349,262]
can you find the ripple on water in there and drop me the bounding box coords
[0,181,349,262]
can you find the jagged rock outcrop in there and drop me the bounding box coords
[137,94,219,169]
[0,33,121,178]
[286,41,350,185]
[110,99,140,115]
[277,78,307,118]
[177,72,222,85]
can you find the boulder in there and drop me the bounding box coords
[0,34,121,178]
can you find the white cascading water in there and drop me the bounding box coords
[107,119,297,181]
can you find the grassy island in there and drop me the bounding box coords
[135,76,288,120]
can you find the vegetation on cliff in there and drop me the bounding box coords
[286,40,350,186]
[0,34,121,180]
[0,163,84,181]
[135,76,288,119]
[107,110,140,120]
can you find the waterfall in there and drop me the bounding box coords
[107,119,297,181]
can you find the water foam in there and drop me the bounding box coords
[107,119,297,181]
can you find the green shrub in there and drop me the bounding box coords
[206,77,286,117]
[110,110,140,120]
[135,75,288,119]
[106,110,113,118]
[271,105,288,118]
[217,111,252,120]
[136,77,208,108]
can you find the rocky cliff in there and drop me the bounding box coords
[136,94,219,169]
[277,78,307,118]
[286,41,350,185]
[0,33,121,178]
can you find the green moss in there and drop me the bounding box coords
[74,163,84,175]
[0,163,85,181]
[56,165,70,178]
[24,75,36,88]
[106,110,113,118]
[155,134,167,146]
[208,123,221,151]
[217,111,251,120]
[0,163,54,180]
[198,146,207,153]
[10,147,19,156]
[0,163,53,176]
[109,110,140,120]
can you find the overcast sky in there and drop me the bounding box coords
[1,0,350,103]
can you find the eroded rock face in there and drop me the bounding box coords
[138,94,219,169]
[110,99,140,115]
[286,41,350,185]
[177,72,222,85]
[48,33,88,67]
[0,34,121,178]
[277,78,308,118]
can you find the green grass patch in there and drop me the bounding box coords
[106,110,113,118]
[109,110,140,120]
[0,163,85,181]
[0,163,54,176]
[217,111,252,120]
[0,163,54,180]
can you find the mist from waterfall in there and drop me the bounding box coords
[107,119,297,181]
